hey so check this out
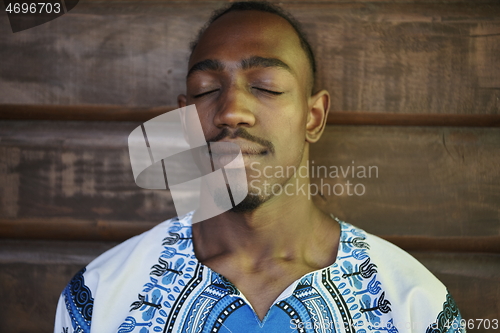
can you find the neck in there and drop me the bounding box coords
[192,154,339,273]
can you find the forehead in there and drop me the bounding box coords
[189,10,308,75]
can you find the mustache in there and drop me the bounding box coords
[206,127,275,154]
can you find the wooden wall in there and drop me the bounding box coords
[0,0,499,332]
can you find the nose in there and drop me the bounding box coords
[214,86,256,129]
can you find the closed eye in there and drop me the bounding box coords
[193,89,219,98]
[253,87,284,95]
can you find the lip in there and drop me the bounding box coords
[209,140,269,167]
[207,141,269,169]
[219,153,266,170]
[209,140,268,154]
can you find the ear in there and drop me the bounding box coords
[178,94,187,108]
[305,90,330,143]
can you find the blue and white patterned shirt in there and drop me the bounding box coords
[55,212,464,333]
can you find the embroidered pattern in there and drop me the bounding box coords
[118,213,203,333]
[426,292,463,333]
[324,222,396,333]
[63,268,94,333]
[107,214,460,333]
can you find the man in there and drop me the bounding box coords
[55,2,464,332]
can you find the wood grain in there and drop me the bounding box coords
[0,121,177,224]
[0,104,175,121]
[384,235,500,254]
[0,2,499,114]
[1,121,499,240]
[0,262,83,332]
[412,252,500,329]
[0,217,161,241]
[312,125,500,237]
[328,111,500,127]
[2,104,500,126]
[0,239,118,265]
[2,217,500,254]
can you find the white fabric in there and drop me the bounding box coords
[55,212,464,333]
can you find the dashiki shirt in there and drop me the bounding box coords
[55,212,464,333]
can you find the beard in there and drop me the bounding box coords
[212,182,267,213]
[211,144,306,214]
[230,187,268,213]
[212,171,293,213]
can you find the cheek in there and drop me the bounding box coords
[194,106,219,140]
[280,98,308,137]
[259,93,307,129]
[261,105,307,164]
[281,104,308,162]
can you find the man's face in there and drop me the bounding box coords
[179,10,322,211]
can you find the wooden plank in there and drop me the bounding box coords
[0,2,499,114]
[1,121,499,241]
[2,217,500,252]
[328,111,500,127]
[0,121,177,224]
[0,239,117,265]
[0,104,175,121]
[412,252,500,325]
[384,235,500,254]
[295,2,500,114]
[311,126,500,237]
[0,217,160,241]
[0,262,83,332]
[2,104,500,126]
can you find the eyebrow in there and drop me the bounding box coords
[187,59,224,78]
[241,56,293,73]
[187,56,294,78]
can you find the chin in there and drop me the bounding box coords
[210,186,272,214]
[230,193,266,213]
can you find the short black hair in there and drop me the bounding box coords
[189,1,316,92]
